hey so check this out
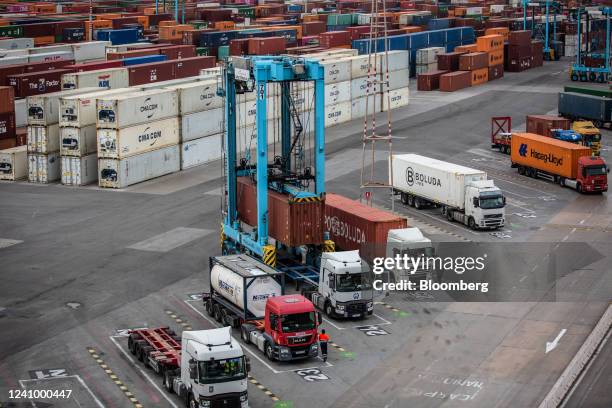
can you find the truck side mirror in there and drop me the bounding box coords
[472,197,479,208]
[503,196,506,205]
[245,357,251,373]
[317,312,323,325]
[188,360,197,380]
[328,277,335,290]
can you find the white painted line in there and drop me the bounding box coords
[128,227,213,253]
[372,313,392,326]
[579,219,586,225]
[184,300,282,375]
[519,275,527,283]
[562,235,569,242]
[109,336,179,408]
[401,207,478,236]
[322,317,345,331]
[19,375,105,408]
[0,238,23,249]
[545,329,567,354]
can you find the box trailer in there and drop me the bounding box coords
[391,154,506,229]
[510,132,608,193]
[558,92,612,128]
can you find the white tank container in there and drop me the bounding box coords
[28,152,60,183]
[61,68,129,90]
[61,154,97,186]
[60,125,97,157]
[181,134,222,169]
[181,108,223,142]
[0,145,27,180]
[97,88,179,129]
[167,79,223,115]
[60,88,131,128]
[28,87,102,126]
[98,144,180,189]
[27,124,60,154]
[97,117,180,159]
[210,263,282,317]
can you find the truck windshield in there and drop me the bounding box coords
[199,357,246,384]
[585,166,607,176]
[281,312,316,332]
[336,273,373,292]
[479,194,505,209]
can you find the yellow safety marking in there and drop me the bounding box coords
[88,347,144,407]
[247,375,281,401]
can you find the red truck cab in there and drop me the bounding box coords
[577,156,608,193]
[263,295,320,361]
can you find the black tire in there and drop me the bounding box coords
[407,194,415,207]
[188,393,198,408]
[265,343,275,361]
[400,193,409,205]
[325,302,334,317]
[589,72,597,82]
[594,120,604,128]
[447,208,454,222]
[518,166,526,175]
[468,217,477,230]
[241,326,250,344]
[163,370,174,393]
[577,183,583,193]
[213,305,222,323]
[414,198,422,209]
[128,336,136,355]
[205,300,213,316]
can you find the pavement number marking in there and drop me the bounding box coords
[295,368,329,382]
[513,212,537,218]
[490,231,512,239]
[28,369,68,380]
[248,375,280,401]
[356,325,389,336]
[87,347,144,408]
[186,293,203,300]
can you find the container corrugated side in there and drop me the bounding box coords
[27,87,103,126]
[61,153,98,185]
[72,41,109,62]
[28,152,60,183]
[97,117,180,159]
[0,145,27,180]
[325,101,352,127]
[98,144,180,188]
[60,125,97,157]
[181,134,222,169]
[324,81,351,105]
[61,67,129,90]
[181,108,223,142]
[97,88,179,129]
[60,88,132,128]
[166,79,223,114]
[382,87,409,111]
[27,124,60,154]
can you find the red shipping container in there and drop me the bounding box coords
[248,37,286,55]
[488,64,504,80]
[526,115,570,138]
[7,69,73,98]
[65,60,124,72]
[201,8,233,22]
[0,59,74,86]
[439,71,471,92]
[159,45,196,60]
[147,13,173,27]
[173,56,216,79]
[21,23,54,38]
[111,17,140,29]
[107,49,160,60]
[417,70,449,91]
[319,31,351,48]
[127,63,173,86]
[508,30,531,46]
[437,52,465,71]
[229,39,250,56]
[0,86,15,114]
[347,25,370,41]
[237,177,324,246]
[0,112,16,140]
[302,21,327,37]
[458,52,488,71]
[324,193,408,260]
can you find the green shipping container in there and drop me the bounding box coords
[0,25,24,38]
[196,47,209,56]
[217,46,229,60]
[190,20,208,29]
[564,84,612,98]
[327,14,352,26]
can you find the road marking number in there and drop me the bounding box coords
[28,369,68,380]
[356,325,389,336]
[295,368,329,382]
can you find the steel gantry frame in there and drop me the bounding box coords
[570,7,612,82]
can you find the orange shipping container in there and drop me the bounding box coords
[96,13,121,20]
[136,15,149,29]
[159,20,177,27]
[471,68,488,85]
[144,7,157,15]
[476,34,504,52]
[34,36,55,46]
[213,21,236,30]
[401,26,422,33]
[488,49,504,66]
[510,133,592,179]
[485,27,510,42]
[455,44,478,53]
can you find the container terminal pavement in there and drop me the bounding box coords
[1,3,612,408]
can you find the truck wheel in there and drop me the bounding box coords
[188,393,197,408]
[265,343,275,361]
[163,370,174,393]
[594,120,604,128]
[468,217,477,230]
[518,166,525,175]
[414,198,423,209]
[446,208,454,222]
[571,72,578,81]
[241,326,251,344]
[407,194,415,207]
[577,183,583,193]
[558,177,565,187]
[205,300,213,316]
[400,193,409,205]
[325,302,334,317]
[213,305,222,323]
[128,335,137,355]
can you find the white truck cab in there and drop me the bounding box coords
[178,327,249,408]
[305,250,374,318]
[457,179,506,229]
[386,227,435,284]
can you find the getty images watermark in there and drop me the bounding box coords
[371,254,490,293]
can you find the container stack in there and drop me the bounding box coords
[96,88,181,188]
[416,47,445,74]
[0,145,27,181]
[506,30,533,72]
[0,86,17,150]
[167,79,224,170]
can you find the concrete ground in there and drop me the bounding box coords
[0,60,611,408]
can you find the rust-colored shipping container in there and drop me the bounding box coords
[531,40,543,67]
[488,64,504,80]
[488,49,504,66]
[476,34,504,52]
[417,70,449,91]
[325,193,407,259]
[485,27,509,42]
[0,137,15,150]
[302,21,327,37]
[0,86,15,114]
[173,56,216,78]
[236,177,324,246]
[248,37,286,55]
[507,44,531,59]
[508,30,531,46]
[439,71,471,92]
[471,67,488,85]
[66,60,124,72]
[510,133,592,179]
[437,51,464,71]
[159,45,196,60]
[454,43,477,53]
[526,115,570,138]
[229,39,250,56]
[459,52,488,70]
[0,112,15,140]
[127,63,173,86]
[0,59,74,86]
[8,69,73,98]
[319,31,350,48]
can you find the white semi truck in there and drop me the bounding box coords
[128,326,249,408]
[391,154,506,230]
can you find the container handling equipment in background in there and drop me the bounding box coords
[218,55,374,319]
[569,6,612,83]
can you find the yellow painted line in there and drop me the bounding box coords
[88,347,144,408]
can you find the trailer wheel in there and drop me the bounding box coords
[141,346,153,368]
[447,208,454,222]
[265,343,275,361]
[559,177,565,187]
[407,194,415,207]
[241,326,251,344]
[468,217,477,230]
[163,370,174,393]
[571,73,578,81]
[325,302,334,318]
[414,197,423,209]
[213,304,222,323]
[205,300,213,317]
[128,335,136,355]
[518,166,526,175]
[594,120,604,128]
[400,192,409,205]
[589,72,597,82]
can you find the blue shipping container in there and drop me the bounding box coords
[63,27,85,41]
[122,54,167,66]
[427,18,451,30]
[96,28,140,45]
[200,31,239,47]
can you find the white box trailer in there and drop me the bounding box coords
[28,51,74,63]
[60,125,97,157]
[98,144,180,189]
[391,154,506,229]
[0,37,34,50]
[27,124,60,154]
[0,145,27,180]
[97,117,180,159]
[60,88,132,128]
[166,79,223,114]
[27,87,103,126]
[105,42,153,54]
[181,134,222,169]
[72,41,108,62]
[181,108,223,142]
[61,154,97,186]
[28,152,60,183]
[61,68,129,90]
[97,88,179,129]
